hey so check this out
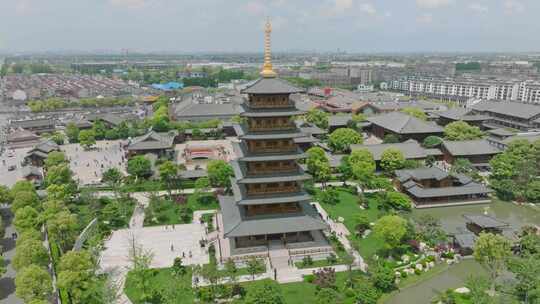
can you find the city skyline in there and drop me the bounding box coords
[1,0,539,53]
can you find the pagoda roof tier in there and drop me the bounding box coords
[239,103,305,118]
[241,77,304,95]
[234,124,305,140]
[232,142,306,162]
[231,160,311,184]
[219,196,327,237]
[231,181,312,205]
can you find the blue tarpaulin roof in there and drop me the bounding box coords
[151,82,183,91]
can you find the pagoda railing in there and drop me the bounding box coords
[248,125,295,132]
[249,146,296,154]
[247,186,300,196]
[247,166,297,175]
[248,100,293,108]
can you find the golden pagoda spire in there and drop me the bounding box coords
[260,18,277,78]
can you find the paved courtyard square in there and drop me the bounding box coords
[100,224,209,273]
[61,140,127,185]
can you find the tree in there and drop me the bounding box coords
[78,129,96,150]
[306,109,329,129]
[525,180,540,203]
[465,275,492,304]
[92,120,107,140]
[373,215,408,249]
[473,232,512,294]
[414,214,447,245]
[206,160,234,189]
[0,254,5,277]
[14,206,41,232]
[158,161,178,198]
[49,131,66,145]
[102,167,123,198]
[384,191,412,211]
[0,184,13,204]
[506,254,540,303]
[45,164,74,188]
[370,263,396,292]
[15,265,52,302]
[13,239,49,271]
[66,122,80,143]
[423,135,443,148]
[318,187,339,205]
[380,148,406,174]
[348,149,376,191]
[313,267,336,289]
[128,237,155,302]
[328,128,362,152]
[10,180,36,198]
[11,191,40,213]
[316,288,341,304]
[44,151,67,168]
[354,213,371,235]
[57,250,95,303]
[47,210,78,252]
[127,156,152,180]
[401,107,427,120]
[305,147,331,185]
[246,257,264,280]
[244,281,284,304]
[224,258,238,284]
[444,121,484,141]
[355,279,381,304]
[382,134,400,144]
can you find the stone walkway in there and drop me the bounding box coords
[0,206,23,304]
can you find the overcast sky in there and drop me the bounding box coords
[0,0,539,53]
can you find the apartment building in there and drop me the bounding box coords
[389,76,540,104]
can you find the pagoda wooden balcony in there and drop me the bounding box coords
[245,204,301,216]
[247,124,296,132]
[247,166,297,175]
[248,100,293,109]
[246,186,300,196]
[249,146,297,154]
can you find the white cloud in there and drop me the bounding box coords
[504,0,524,14]
[416,0,452,9]
[109,0,147,9]
[416,13,433,23]
[468,3,488,14]
[359,3,377,15]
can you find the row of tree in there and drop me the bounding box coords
[27,97,135,113]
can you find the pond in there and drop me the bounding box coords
[385,259,487,304]
[384,200,540,304]
[411,200,540,235]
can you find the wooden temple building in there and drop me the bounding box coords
[218,20,327,253]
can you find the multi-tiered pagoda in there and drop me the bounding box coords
[218,20,327,253]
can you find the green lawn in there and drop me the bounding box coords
[317,188,388,262]
[144,194,218,226]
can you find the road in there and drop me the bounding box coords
[0,206,23,304]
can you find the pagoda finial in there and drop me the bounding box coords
[260,18,277,78]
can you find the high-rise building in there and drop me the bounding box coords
[218,20,327,255]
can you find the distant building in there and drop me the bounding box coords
[367,112,444,142]
[395,167,491,207]
[127,131,178,157]
[10,119,56,135]
[437,100,540,131]
[24,140,60,167]
[441,139,501,170]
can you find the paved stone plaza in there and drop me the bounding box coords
[0,147,31,187]
[61,140,127,185]
[100,224,209,273]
